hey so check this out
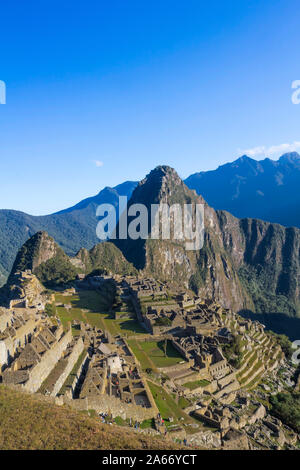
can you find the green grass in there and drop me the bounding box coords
[178,396,190,409]
[183,379,211,390]
[0,385,181,450]
[104,318,147,337]
[54,289,147,338]
[140,418,156,429]
[127,339,156,371]
[127,339,184,370]
[54,290,114,332]
[148,381,194,427]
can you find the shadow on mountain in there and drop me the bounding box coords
[239,309,300,341]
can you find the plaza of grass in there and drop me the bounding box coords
[52,289,147,337]
[52,290,186,368]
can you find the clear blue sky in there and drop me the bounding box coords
[0,0,300,215]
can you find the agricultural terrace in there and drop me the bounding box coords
[147,381,207,434]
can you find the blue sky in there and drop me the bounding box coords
[0,0,300,215]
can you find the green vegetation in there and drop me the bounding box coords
[222,335,244,368]
[269,332,294,360]
[178,396,190,409]
[270,392,300,433]
[154,317,172,326]
[53,283,148,342]
[0,385,180,450]
[35,250,79,287]
[183,379,210,390]
[6,231,80,288]
[147,381,195,428]
[104,318,147,337]
[128,340,184,369]
[140,418,156,429]
[78,242,137,276]
[45,302,55,317]
[239,264,298,317]
[127,339,157,371]
[54,283,116,332]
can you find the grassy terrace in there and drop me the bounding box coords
[104,318,147,337]
[183,379,211,390]
[53,289,147,338]
[147,381,198,431]
[239,360,264,386]
[128,340,184,370]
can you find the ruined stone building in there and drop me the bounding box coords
[0,308,43,372]
[2,325,74,393]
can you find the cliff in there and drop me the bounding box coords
[114,166,300,317]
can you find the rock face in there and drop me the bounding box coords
[9,231,61,273]
[185,152,300,229]
[6,232,78,288]
[114,166,300,317]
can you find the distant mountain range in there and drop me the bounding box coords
[1,152,300,290]
[0,181,137,285]
[185,152,300,228]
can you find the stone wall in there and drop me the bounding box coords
[0,310,12,333]
[193,410,220,429]
[23,329,72,393]
[63,394,158,421]
[184,379,218,396]
[158,360,193,374]
[0,316,39,371]
[214,380,240,399]
[62,352,90,399]
[217,371,236,388]
[171,339,190,361]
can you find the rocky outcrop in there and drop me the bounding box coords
[6,232,78,288]
[71,242,137,276]
[222,428,250,450]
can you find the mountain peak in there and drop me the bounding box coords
[279,152,300,164]
[7,231,78,287]
[145,165,180,182]
[131,165,195,206]
[235,154,254,163]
